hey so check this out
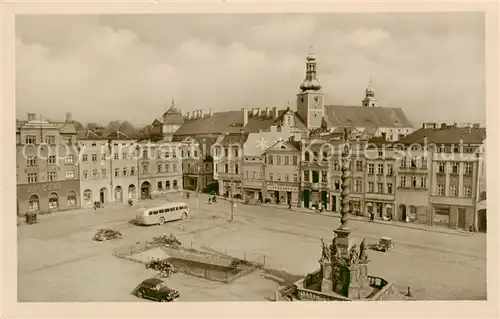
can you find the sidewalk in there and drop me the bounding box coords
[187,191,474,237]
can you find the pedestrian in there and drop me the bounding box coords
[288,202,292,210]
[370,212,374,222]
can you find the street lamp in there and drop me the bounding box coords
[196,159,201,214]
[108,139,113,204]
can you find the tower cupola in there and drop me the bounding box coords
[299,46,322,92]
[362,77,379,107]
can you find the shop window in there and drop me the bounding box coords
[67,191,77,206]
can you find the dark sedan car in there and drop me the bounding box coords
[92,228,122,241]
[134,278,179,302]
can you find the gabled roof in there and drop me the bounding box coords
[271,109,309,132]
[77,129,133,141]
[399,127,486,145]
[243,130,296,156]
[323,105,412,128]
[219,133,249,146]
[265,139,301,152]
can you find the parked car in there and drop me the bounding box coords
[92,228,122,241]
[133,278,179,302]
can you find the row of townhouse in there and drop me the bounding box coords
[212,123,486,231]
[16,113,184,214]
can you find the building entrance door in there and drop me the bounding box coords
[478,209,487,232]
[332,196,337,212]
[458,208,467,229]
[303,190,310,208]
[286,192,291,205]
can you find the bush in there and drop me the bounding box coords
[202,182,219,194]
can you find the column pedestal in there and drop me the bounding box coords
[334,227,352,260]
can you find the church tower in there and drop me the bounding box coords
[296,47,324,130]
[362,78,379,107]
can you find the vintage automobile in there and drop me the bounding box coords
[373,237,394,252]
[92,228,122,241]
[133,278,180,302]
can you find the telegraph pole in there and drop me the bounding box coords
[196,158,201,213]
[230,169,234,221]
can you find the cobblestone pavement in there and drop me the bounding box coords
[18,193,486,301]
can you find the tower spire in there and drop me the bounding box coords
[362,76,378,107]
[299,46,322,92]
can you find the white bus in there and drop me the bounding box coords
[135,202,189,226]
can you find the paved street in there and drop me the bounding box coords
[18,193,486,301]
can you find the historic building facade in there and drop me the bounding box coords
[264,139,301,206]
[396,123,486,229]
[214,134,246,197]
[363,138,397,219]
[77,129,139,207]
[175,136,215,192]
[137,140,183,198]
[16,113,80,214]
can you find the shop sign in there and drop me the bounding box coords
[267,183,298,192]
[27,182,62,195]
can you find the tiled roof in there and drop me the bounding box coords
[174,111,243,135]
[323,105,412,128]
[399,127,486,145]
[161,105,185,125]
[174,109,287,135]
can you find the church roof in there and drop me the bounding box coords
[323,105,412,128]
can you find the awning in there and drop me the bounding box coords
[366,202,373,207]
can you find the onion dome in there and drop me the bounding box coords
[299,46,322,92]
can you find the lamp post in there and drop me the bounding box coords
[108,139,113,204]
[230,165,235,221]
[196,158,201,214]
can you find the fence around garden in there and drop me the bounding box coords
[113,239,267,283]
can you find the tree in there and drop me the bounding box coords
[86,122,99,130]
[72,121,84,131]
[107,120,121,132]
[119,121,137,137]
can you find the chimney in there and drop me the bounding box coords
[199,110,203,119]
[265,107,271,118]
[65,112,72,123]
[186,111,191,120]
[209,109,213,117]
[242,108,248,126]
[260,108,266,117]
[473,123,480,129]
[252,108,259,117]
[272,107,279,120]
[27,113,36,121]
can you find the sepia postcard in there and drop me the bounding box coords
[1,1,498,318]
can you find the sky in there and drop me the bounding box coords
[15,13,485,127]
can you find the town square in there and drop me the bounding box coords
[11,11,490,306]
